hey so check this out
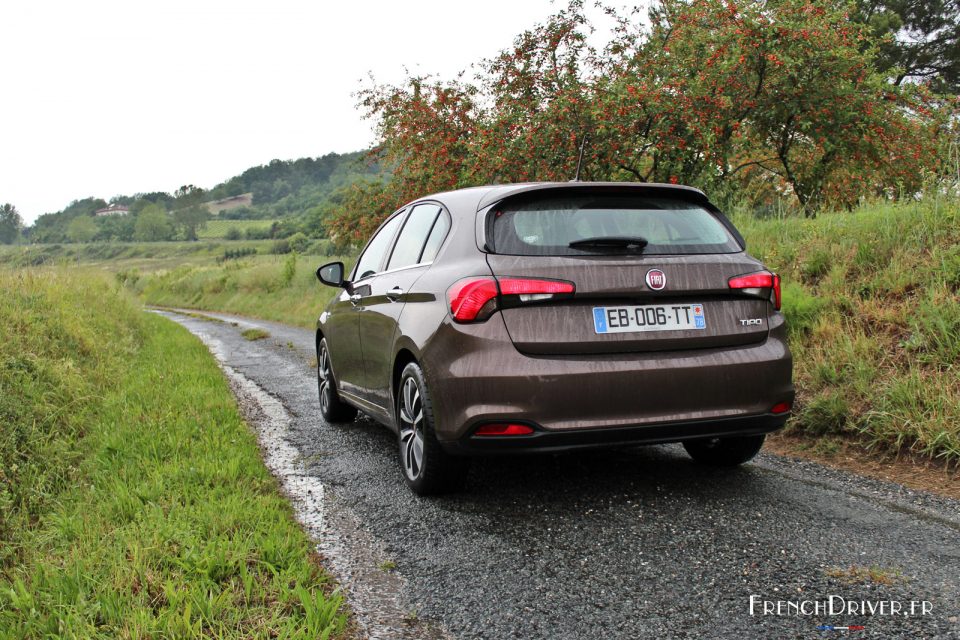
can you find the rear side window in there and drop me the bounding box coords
[420,209,450,263]
[489,195,742,256]
[387,204,441,271]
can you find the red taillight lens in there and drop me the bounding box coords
[446,277,576,323]
[498,278,575,298]
[447,277,499,322]
[771,402,792,415]
[728,270,781,310]
[473,423,535,436]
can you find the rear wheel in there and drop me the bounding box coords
[397,362,468,495]
[318,338,357,423]
[683,434,765,466]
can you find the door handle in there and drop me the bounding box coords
[386,286,404,301]
[349,294,362,306]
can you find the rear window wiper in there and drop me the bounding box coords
[568,236,649,253]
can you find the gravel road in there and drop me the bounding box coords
[159,309,960,640]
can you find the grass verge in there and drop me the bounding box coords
[732,196,960,464]
[137,253,355,329]
[0,270,348,638]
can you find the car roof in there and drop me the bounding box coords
[408,182,712,214]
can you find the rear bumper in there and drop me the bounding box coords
[442,411,788,455]
[421,312,794,446]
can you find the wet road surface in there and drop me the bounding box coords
[158,309,960,639]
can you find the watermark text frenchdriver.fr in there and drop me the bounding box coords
[749,595,933,617]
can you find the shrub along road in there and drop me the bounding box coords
[162,309,960,639]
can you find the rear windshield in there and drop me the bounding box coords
[488,195,742,256]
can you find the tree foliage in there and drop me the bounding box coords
[66,216,97,243]
[134,204,174,242]
[330,0,954,243]
[171,187,208,241]
[0,204,22,245]
[856,0,960,92]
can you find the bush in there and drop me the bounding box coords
[245,227,271,240]
[281,252,297,287]
[218,247,257,263]
[224,227,243,241]
[271,239,291,255]
[287,232,309,253]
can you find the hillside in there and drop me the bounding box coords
[23,150,380,244]
[204,150,380,219]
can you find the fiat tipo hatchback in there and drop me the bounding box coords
[315,183,793,494]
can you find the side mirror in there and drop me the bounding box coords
[316,261,348,288]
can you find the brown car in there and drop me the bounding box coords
[315,182,793,494]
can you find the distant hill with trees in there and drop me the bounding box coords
[19,150,379,244]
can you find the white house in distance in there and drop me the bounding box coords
[94,204,130,217]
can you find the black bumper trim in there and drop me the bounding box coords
[441,412,789,456]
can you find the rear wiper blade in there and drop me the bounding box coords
[568,236,649,252]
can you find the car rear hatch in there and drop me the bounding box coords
[482,189,777,356]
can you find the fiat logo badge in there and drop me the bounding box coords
[646,269,666,290]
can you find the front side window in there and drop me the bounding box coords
[386,204,442,271]
[354,212,405,280]
[489,195,742,256]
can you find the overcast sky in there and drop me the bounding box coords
[1,0,577,224]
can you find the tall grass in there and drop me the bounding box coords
[0,271,347,637]
[0,271,144,563]
[732,196,960,463]
[137,254,356,329]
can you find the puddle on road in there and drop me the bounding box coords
[162,314,449,640]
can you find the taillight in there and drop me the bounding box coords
[447,278,499,322]
[446,277,575,323]
[728,271,781,310]
[473,423,535,436]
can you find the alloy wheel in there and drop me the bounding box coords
[398,377,425,481]
[318,344,331,415]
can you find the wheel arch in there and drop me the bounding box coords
[392,347,419,406]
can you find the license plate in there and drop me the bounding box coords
[593,304,706,334]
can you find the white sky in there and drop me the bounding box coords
[1,0,577,224]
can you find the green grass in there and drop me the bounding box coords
[731,195,960,463]
[199,219,279,240]
[137,254,355,329]
[0,240,273,273]
[242,328,270,341]
[0,271,348,638]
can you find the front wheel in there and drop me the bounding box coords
[396,362,468,495]
[318,338,357,423]
[683,434,765,466]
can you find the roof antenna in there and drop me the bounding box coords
[572,134,588,182]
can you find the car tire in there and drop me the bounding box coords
[317,338,358,423]
[396,362,469,495]
[683,434,765,466]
